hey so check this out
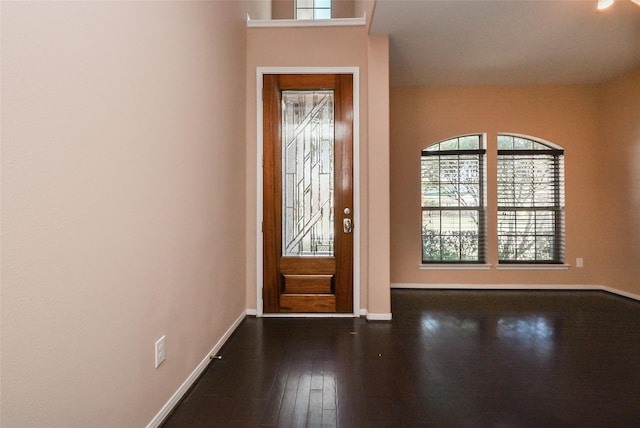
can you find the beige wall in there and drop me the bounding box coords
[332,0,356,18]
[367,35,391,315]
[390,70,640,295]
[272,0,293,19]
[597,67,640,294]
[245,23,391,316]
[1,1,247,426]
[390,85,605,287]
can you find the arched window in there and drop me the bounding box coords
[421,135,486,263]
[497,135,565,263]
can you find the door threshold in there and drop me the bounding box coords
[260,313,358,318]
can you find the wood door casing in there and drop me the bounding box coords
[263,74,354,313]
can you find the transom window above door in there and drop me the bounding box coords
[296,0,332,19]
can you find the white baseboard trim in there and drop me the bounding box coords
[146,310,248,428]
[366,312,393,321]
[246,308,258,316]
[600,286,640,302]
[390,283,640,302]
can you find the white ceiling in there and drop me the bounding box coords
[370,0,640,86]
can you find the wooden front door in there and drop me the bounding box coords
[263,74,354,313]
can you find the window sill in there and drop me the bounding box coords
[246,14,367,28]
[419,263,571,271]
[496,264,570,271]
[420,264,492,271]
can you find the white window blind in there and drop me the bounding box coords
[421,135,486,263]
[497,135,565,263]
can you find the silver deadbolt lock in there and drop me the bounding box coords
[343,218,353,234]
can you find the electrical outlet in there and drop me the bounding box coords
[155,335,166,368]
[576,258,584,268]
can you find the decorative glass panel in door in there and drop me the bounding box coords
[282,90,335,256]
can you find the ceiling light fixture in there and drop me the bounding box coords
[598,0,615,9]
[598,0,640,10]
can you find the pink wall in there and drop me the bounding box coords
[245,25,370,310]
[367,35,391,316]
[390,85,605,287]
[597,67,640,294]
[245,20,390,317]
[390,70,640,296]
[1,1,247,426]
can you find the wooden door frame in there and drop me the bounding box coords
[256,67,360,317]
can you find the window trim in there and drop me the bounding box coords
[420,263,492,270]
[246,17,366,28]
[495,264,570,271]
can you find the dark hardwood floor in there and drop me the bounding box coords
[161,290,640,427]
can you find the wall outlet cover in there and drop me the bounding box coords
[155,335,166,368]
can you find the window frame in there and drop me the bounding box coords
[296,0,332,20]
[497,135,565,265]
[420,135,487,264]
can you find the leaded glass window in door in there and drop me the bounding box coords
[282,90,335,256]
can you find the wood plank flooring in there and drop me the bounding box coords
[161,290,640,427]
